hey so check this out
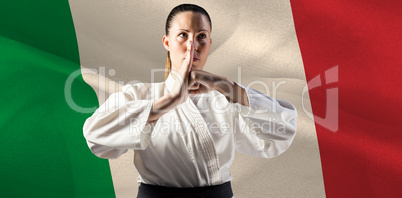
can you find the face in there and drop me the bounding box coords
[163,11,212,72]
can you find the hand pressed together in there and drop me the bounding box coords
[148,41,247,123]
[169,41,234,106]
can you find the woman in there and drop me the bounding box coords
[83,4,297,198]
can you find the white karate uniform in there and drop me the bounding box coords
[83,72,298,188]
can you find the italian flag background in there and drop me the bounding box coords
[0,0,400,197]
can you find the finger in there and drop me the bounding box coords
[175,41,193,89]
[197,84,209,94]
[190,70,197,82]
[188,89,198,96]
[190,70,211,89]
[188,82,200,90]
[188,70,196,87]
[183,41,194,74]
[188,84,209,95]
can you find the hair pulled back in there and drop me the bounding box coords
[164,4,212,80]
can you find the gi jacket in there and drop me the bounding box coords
[83,72,298,187]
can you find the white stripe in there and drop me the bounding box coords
[69,0,326,197]
[182,98,222,185]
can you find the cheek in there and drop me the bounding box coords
[169,44,187,69]
[200,44,211,57]
[171,42,187,55]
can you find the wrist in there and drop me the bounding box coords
[214,77,234,96]
[234,83,250,107]
[167,92,181,108]
[217,80,249,107]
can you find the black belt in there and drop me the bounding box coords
[137,181,233,198]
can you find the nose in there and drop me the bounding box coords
[194,43,198,51]
[192,40,199,51]
[188,35,199,51]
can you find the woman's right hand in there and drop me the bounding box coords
[147,41,194,123]
[169,40,194,107]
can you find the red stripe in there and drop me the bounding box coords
[290,0,402,197]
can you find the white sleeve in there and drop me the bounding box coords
[83,84,156,159]
[232,82,298,158]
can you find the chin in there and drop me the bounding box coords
[192,63,205,70]
[192,65,203,70]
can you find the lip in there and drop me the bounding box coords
[193,58,199,62]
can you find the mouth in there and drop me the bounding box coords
[193,55,200,62]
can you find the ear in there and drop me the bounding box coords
[162,35,169,51]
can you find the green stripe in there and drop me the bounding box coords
[0,1,115,197]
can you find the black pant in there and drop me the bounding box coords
[137,181,233,198]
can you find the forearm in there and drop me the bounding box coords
[147,93,179,123]
[215,78,250,107]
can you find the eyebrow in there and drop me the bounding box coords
[176,29,209,33]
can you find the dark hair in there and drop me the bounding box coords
[164,4,212,80]
[165,4,212,35]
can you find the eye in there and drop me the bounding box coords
[178,32,187,38]
[198,33,207,39]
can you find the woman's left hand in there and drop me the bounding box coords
[187,69,234,95]
[188,69,250,107]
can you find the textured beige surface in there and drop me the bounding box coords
[69,0,325,197]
